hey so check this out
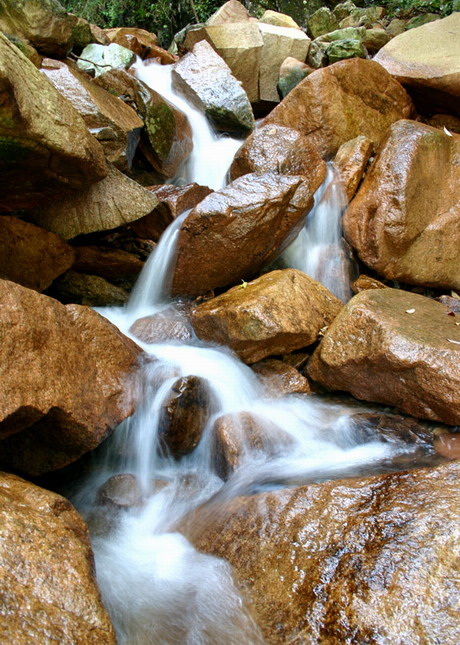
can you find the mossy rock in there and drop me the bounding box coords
[327,39,368,64]
[144,103,175,160]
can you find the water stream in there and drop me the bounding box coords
[69,62,432,644]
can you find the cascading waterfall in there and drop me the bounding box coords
[69,61,431,644]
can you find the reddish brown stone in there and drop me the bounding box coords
[351,274,387,294]
[74,246,144,282]
[129,309,193,344]
[252,359,311,397]
[334,135,374,201]
[102,27,158,58]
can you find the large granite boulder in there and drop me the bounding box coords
[191,269,343,363]
[308,288,460,425]
[172,40,254,133]
[263,58,414,158]
[343,120,460,290]
[0,32,107,211]
[0,0,74,57]
[260,10,301,30]
[0,472,116,643]
[77,43,136,77]
[206,0,251,25]
[30,164,159,239]
[0,279,142,476]
[188,461,460,644]
[41,59,143,170]
[0,216,74,292]
[374,12,460,116]
[102,26,158,58]
[171,173,314,297]
[51,270,130,307]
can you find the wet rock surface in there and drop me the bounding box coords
[0,471,116,643]
[51,270,130,307]
[308,288,460,425]
[333,135,373,201]
[129,308,194,344]
[191,269,343,364]
[343,120,460,290]
[252,359,311,398]
[97,473,144,510]
[73,245,144,285]
[188,461,460,644]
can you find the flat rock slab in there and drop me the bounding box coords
[308,288,460,425]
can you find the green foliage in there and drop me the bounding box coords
[359,0,454,17]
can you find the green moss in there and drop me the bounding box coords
[145,103,175,159]
[0,137,31,164]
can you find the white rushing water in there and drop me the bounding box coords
[70,61,428,644]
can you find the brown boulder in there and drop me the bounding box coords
[229,124,326,192]
[30,163,159,239]
[191,269,343,364]
[351,274,387,294]
[252,359,311,397]
[263,58,414,158]
[0,279,142,476]
[0,216,74,292]
[206,0,251,26]
[131,183,212,242]
[52,270,129,307]
[96,473,144,510]
[102,27,158,58]
[333,135,373,201]
[0,472,116,643]
[188,461,460,644]
[0,32,107,211]
[343,120,460,290]
[172,173,314,298]
[307,288,460,425]
[129,308,194,344]
[73,245,144,284]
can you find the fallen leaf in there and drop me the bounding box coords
[447,339,460,345]
[239,279,248,289]
[405,309,415,314]
[451,291,460,299]
[318,325,328,337]
[456,322,460,326]
[443,126,453,137]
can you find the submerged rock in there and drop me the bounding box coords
[0,279,142,476]
[97,473,144,510]
[343,120,460,290]
[171,173,314,297]
[188,461,460,644]
[307,288,460,425]
[191,269,343,364]
[0,472,116,643]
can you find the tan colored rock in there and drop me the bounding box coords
[343,120,460,290]
[263,58,414,158]
[363,27,390,54]
[0,472,116,643]
[426,113,460,134]
[31,163,159,239]
[334,135,373,201]
[0,279,142,476]
[260,10,301,30]
[374,13,460,116]
[41,58,143,169]
[103,26,157,54]
[0,216,74,292]
[129,308,194,344]
[308,288,460,425]
[191,269,343,363]
[131,183,213,242]
[386,18,406,37]
[96,473,144,510]
[172,173,314,297]
[0,0,74,57]
[0,32,107,212]
[258,23,310,103]
[74,246,144,283]
[188,461,460,644]
[52,270,129,307]
[252,359,310,397]
[206,0,251,25]
[5,34,42,67]
[230,124,326,192]
[352,274,387,293]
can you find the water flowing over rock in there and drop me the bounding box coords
[263,58,414,158]
[230,124,326,190]
[129,309,194,344]
[191,269,343,363]
[172,40,255,133]
[252,359,311,397]
[30,163,159,239]
[0,216,74,292]
[188,461,460,644]
[374,12,460,116]
[307,288,460,425]
[0,32,107,211]
[41,58,143,170]
[171,173,314,297]
[334,135,373,201]
[0,472,116,643]
[343,120,460,290]
[0,279,142,476]
[0,0,74,57]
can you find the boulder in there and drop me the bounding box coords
[191,269,343,364]
[277,57,313,98]
[426,113,460,134]
[333,135,373,201]
[363,27,390,54]
[252,359,310,397]
[333,1,358,22]
[41,59,143,170]
[52,270,129,307]
[173,40,255,131]
[30,163,159,239]
[343,120,460,290]
[0,33,107,211]
[188,461,460,644]
[130,183,212,242]
[258,23,310,103]
[351,274,387,294]
[326,38,367,64]
[306,39,329,68]
[4,34,41,67]
[73,245,144,285]
[318,26,366,42]
[96,473,144,510]
[68,13,92,50]
[0,279,142,476]
[0,0,74,57]
[307,288,460,425]
[374,13,460,116]
[308,7,338,39]
[0,472,116,643]
[229,124,326,191]
[0,216,74,292]
[102,26,158,57]
[260,10,301,30]
[77,43,136,77]
[171,173,314,297]
[339,5,385,29]
[129,308,194,344]
[206,0,251,25]
[263,58,414,159]
[386,18,406,37]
